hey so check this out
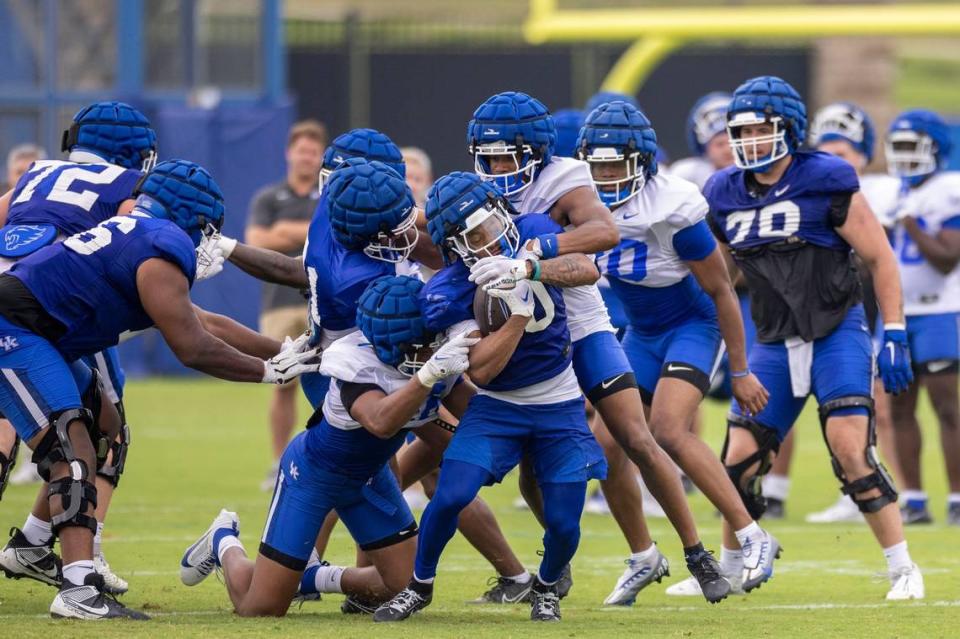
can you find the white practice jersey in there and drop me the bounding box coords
[600,173,709,288]
[860,173,901,227]
[507,156,615,341]
[319,331,457,431]
[666,157,715,192]
[892,171,960,316]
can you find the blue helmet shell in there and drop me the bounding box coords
[356,275,434,371]
[62,101,158,170]
[133,159,225,247]
[321,128,405,181]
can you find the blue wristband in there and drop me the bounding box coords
[537,233,559,259]
[730,368,751,379]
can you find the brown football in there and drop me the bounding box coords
[473,286,511,336]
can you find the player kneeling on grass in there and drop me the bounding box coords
[180,275,475,616]
[374,172,606,623]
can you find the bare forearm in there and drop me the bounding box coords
[178,333,266,382]
[194,306,282,359]
[531,254,600,287]
[712,282,749,371]
[904,221,960,274]
[229,243,308,288]
[556,218,619,254]
[868,251,905,325]
[363,380,433,438]
[468,317,527,384]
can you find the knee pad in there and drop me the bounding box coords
[722,414,781,520]
[819,396,897,514]
[97,420,130,488]
[31,409,98,535]
[0,435,20,501]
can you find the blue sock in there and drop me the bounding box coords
[211,527,238,567]
[538,481,587,584]
[300,564,320,595]
[413,460,491,581]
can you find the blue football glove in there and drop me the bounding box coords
[877,324,913,395]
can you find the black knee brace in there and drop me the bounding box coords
[80,368,110,470]
[97,420,130,488]
[818,396,898,514]
[722,413,781,520]
[0,435,20,501]
[31,409,98,535]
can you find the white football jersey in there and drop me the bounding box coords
[665,156,715,192]
[892,171,960,316]
[860,173,901,226]
[507,157,615,341]
[600,173,710,288]
[319,331,457,431]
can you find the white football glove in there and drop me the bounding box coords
[416,332,480,388]
[262,334,322,384]
[468,255,531,291]
[195,234,238,282]
[487,280,535,318]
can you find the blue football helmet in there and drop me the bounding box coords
[133,160,225,248]
[577,101,659,208]
[584,91,639,114]
[356,275,438,375]
[62,101,158,171]
[320,128,405,189]
[467,91,556,197]
[809,102,876,164]
[425,172,519,266]
[885,109,952,183]
[687,92,732,156]
[553,109,586,158]
[325,158,418,263]
[726,76,807,172]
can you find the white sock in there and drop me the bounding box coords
[901,490,927,503]
[63,560,95,585]
[719,546,743,575]
[93,522,104,556]
[631,543,659,563]
[505,571,531,584]
[21,514,52,546]
[536,571,558,586]
[413,573,434,585]
[313,564,345,594]
[215,535,244,565]
[883,540,912,574]
[762,474,791,501]
[948,493,960,505]
[734,521,763,549]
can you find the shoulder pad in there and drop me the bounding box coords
[319,332,389,383]
[150,222,197,282]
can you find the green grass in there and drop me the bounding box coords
[1,378,957,638]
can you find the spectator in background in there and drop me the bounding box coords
[246,119,326,490]
[4,143,47,191]
[401,146,433,207]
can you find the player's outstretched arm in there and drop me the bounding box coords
[214,235,309,288]
[550,186,620,255]
[193,305,283,359]
[246,220,310,253]
[139,258,308,382]
[899,216,960,275]
[468,253,599,290]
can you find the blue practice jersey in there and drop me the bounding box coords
[7,160,142,236]
[704,151,862,342]
[7,212,196,360]
[421,214,571,392]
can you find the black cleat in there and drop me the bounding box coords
[948,502,960,527]
[0,527,62,587]
[764,498,786,520]
[686,549,731,604]
[901,503,933,525]
[469,574,533,604]
[50,572,149,620]
[530,579,561,622]
[341,595,378,615]
[373,582,432,622]
[556,563,573,599]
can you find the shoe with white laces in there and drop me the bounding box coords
[50,572,149,620]
[180,509,239,586]
[0,527,61,587]
[741,529,781,592]
[806,495,865,523]
[469,574,534,604]
[602,548,669,605]
[666,570,744,597]
[886,563,924,600]
[530,579,561,621]
[94,552,128,595]
[373,582,432,622]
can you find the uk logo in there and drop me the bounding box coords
[0,336,19,352]
[5,225,46,251]
[288,461,299,481]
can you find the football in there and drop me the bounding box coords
[473,285,511,335]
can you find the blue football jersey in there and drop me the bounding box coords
[8,212,196,360]
[7,160,142,236]
[420,214,571,392]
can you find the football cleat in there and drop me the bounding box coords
[948,502,960,526]
[529,580,561,622]
[469,574,534,604]
[666,571,744,597]
[741,530,781,592]
[0,527,62,587]
[372,583,432,622]
[685,549,732,604]
[603,549,669,606]
[180,509,239,586]
[341,595,378,614]
[764,498,786,520]
[556,562,573,599]
[901,502,933,525]
[50,572,149,620]
[9,460,42,485]
[806,495,864,523]
[260,462,280,492]
[94,552,128,595]
[886,563,925,600]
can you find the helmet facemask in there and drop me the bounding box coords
[885,130,938,179]
[364,206,420,263]
[728,112,791,172]
[582,145,645,208]
[448,198,519,267]
[472,140,540,196]
[396,334,443,377]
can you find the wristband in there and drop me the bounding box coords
[537,233,559,259]
[883,322,905,332]
[529,259,541,282]
[730,368,751,379]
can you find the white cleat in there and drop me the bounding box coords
[94,552,129,595]
[603,549,669,605]
[402,487,429,511]
[805,495,864,523]
[9,460,41,485]
[741,529,781,592]
[180,509,239,586]
[886,563,924,600]
[665,571,744,597]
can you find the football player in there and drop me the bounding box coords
[670,92,735,190]
[467,91,728,605]
[704,76,923,600]
[374,172,606,622]
[576,101,775,598]
[884,109,960,526]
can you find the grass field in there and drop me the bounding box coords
[0,378,957,638]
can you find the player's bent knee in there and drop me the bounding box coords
[722,414,780,520]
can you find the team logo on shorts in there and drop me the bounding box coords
[0,336,19,352]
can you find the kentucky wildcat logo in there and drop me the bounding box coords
[4,225,47,251]
[0,336,19,352]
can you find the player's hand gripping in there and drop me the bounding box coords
[194,233,238,281]
[487,280,535,318]
[731,371,769,417]
[416,332,481,387]
[468,255,531,291]
[878,324,914,395]
[261,332,321,384]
